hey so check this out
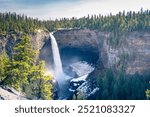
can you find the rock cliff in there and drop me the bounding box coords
[1,29,150,100]
[53,29,150,75]
[54,29,99,54]
[1,29,150,75]
[0,86,28,100]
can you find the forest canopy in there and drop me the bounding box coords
[0,9,150,100]
[0,9,150,36]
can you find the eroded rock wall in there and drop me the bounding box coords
[1,29,150,75]
[0,30,49,56]
[99,31,150,74]
[54,29,99,54]
[54,29,150,75]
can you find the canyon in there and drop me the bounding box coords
[0,29,150,99]
[38,29,150,75]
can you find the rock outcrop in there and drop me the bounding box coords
[54,29,150,75]
[1,29,150,75]
[0,30,49,56]
[0,29,150,99]
[98,31,150,74]
[0,29,150,74]
[30,30,49,52]
[54,29,99,54]
[0,86,28,100]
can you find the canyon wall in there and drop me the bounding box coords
[54,29,150,75]
[1,29,150,99]
[1,29,150,75]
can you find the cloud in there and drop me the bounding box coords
[39,0,150,19]
[0,0,149,20]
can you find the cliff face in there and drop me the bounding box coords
[0,34,16,56]
[30,30,49,52]
[54,29,99,54]
[99,31,150,74]
[54,29,150,75]
[1,29,150,75]
[1,29,150,99]
[0,30,49,56]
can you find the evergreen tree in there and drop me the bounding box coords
[4,34,37,90]
[146,89,150,99]
[0,51,9,82]
[40,75,52,100]
[2,34,53,99]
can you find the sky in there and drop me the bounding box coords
[0,0,149,20]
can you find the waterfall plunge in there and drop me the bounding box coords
[50,33,64,82]
[50,33,71,99]
[49,32,95,99]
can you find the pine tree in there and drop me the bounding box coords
[4,34,37,90]
[146,89,150,99]
[3,34,53,100]
[40,75,52,100]
[0,51,9,82]
[22,61,53,100]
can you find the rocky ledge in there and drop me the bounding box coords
[0,86,28,100]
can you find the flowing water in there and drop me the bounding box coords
[50,33,70,99]
[50,33,64,82]
[50,32,94,99]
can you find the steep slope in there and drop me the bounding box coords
[0,29,150,99]
[54,29,150,75]
[0,86,28,100]
[1,29,150,75]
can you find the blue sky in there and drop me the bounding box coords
[0,0,149,20]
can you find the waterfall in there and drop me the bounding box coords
[49,32,95,99]
[50,32,71,99]
[50,33,64,82]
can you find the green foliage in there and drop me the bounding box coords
[0,9,150,100]
[96,69,150,100]
[146,89,150,99]
[0,12,45,35]
[4,34,37,90]
[24,61,52,100]
[0,9,149,37]
[0,10,149,47]
[73,91,85,100]
[0,51,9,82]
[0,34,53,100]
[43,9,150,32]
[43,9,149,46]
[40,75,52,100]
[107,32,120,47]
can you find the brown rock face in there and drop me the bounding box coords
[54,29,99,54]
[1,29,150,75]
[30,30,49,52]
[53,29,150,75]
[122,32,150,74]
